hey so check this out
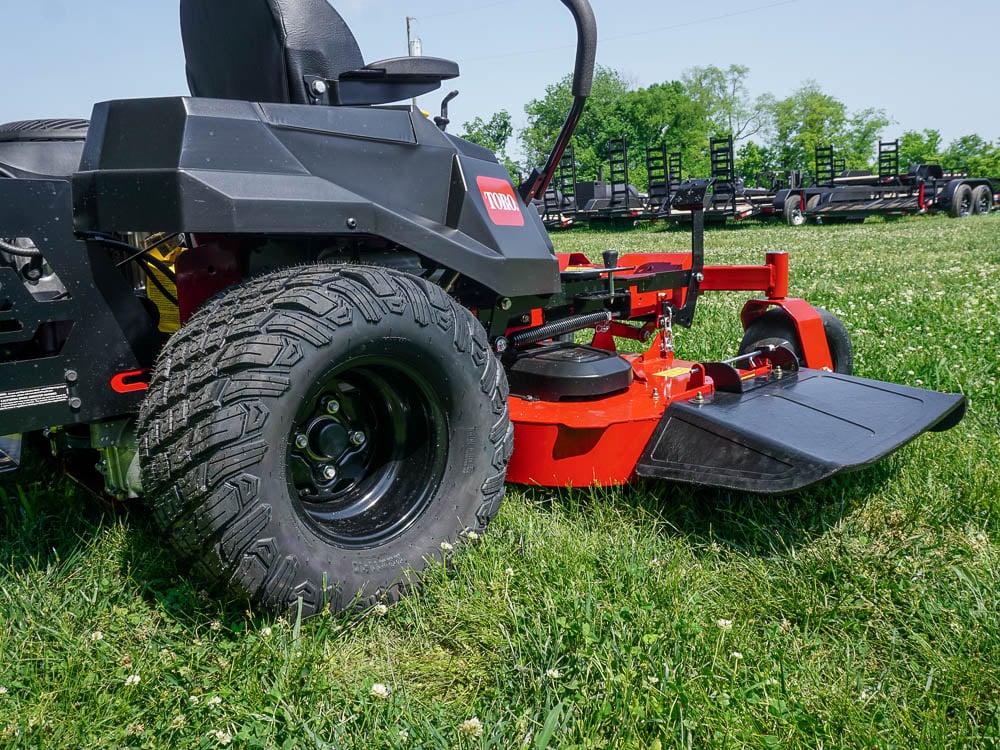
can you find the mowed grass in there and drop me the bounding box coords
[1,214,999,748]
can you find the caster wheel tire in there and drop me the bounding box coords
[738,306,853,375]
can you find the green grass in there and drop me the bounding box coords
[2,214,999,748]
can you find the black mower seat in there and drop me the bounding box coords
[0,119,88,179]
[180,0,459,107]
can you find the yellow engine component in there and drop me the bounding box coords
[144,233,186,333]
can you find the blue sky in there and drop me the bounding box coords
[6,0,998,159]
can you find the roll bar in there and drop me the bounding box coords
[561,0,597,98]
[520,0,597,203]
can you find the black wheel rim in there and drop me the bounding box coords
[287,357,447,549]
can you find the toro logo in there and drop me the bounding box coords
[476,176,525,227]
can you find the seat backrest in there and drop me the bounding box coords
[180,0,365,105]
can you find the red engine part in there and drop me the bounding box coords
[175,236,245,324]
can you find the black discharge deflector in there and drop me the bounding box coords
[636,369,966,493]
[509,343,632,401]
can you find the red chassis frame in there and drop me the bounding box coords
[506,250,834,487]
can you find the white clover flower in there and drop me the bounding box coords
[716,618,733,631]
[646,675,659,685]
[210,620,222,631]
[730,651,743,660]
[206,696,223,707]
[189,695,201,705]
[373,604,389,617]
[0,686,7,695]
[171,715,187,730]
[90,631,104,642]
[261,626,272,637]
[124,674,141,687]
[397,729,410,743]
[370,683,391,699]
[211,729,233,745]
[545,668,561,679]
[504,567,515,577]
[459,717,483,738]
[466,531,480,542]
[440,541,454,552]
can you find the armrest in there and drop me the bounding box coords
[340,56,460,82]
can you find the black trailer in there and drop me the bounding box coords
[573,137,646,225]
[662,136,785,225]
[535,144,579,229]
[774,140,997,225]
[638,143,683,220]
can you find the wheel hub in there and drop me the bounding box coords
[286,361,446,549]
[313,419,350,459]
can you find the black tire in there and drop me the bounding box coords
[784,195,806,226]
[738,306,853,375]
[972,185,993,216]
[950,184,973,218]
[137,265,513,615]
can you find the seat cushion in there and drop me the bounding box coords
[180,0,364,105]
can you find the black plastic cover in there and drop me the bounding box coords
[73,97,561,298]
[636,370,966,493]
[0,179,158,435]
[509,344,633,401]
[0,119,88,178]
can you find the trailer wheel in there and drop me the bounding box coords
[972,185,993,215]
[950,184,974,218]
[137,265,513,616]
[784,195,806,226]
[738,307,853,375]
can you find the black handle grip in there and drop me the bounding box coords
[559,0,597,97]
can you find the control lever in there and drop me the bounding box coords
[602,249,619,296]
[434,90,459,131]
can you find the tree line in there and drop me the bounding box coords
[459,65,1000,190]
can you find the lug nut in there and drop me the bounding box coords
[321,465,337,481]
[350,431,366,447]
[294,434,309,450]
[325,400,341,415]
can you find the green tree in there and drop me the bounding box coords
[735,140,774,184]
[839,107,891,169]
[622,81,711,182]
[521,68,713,190]
[521,67,636,183]
[943,134,1000,176]
[681,64,770,143]
[899,129,943,168]
[766,81,888,172]
[459,110,518,177]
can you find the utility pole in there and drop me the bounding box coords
[406,16,421,108]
